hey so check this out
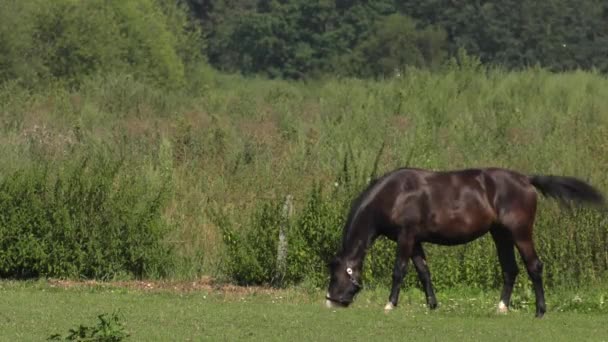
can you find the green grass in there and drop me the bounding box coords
[1,280,607,341]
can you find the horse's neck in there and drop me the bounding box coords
[341,221,376,266]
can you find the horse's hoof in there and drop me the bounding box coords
[497,300,509,314]
[384,302,395,312]
[428,300,438,310]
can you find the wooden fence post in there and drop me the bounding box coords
[275,194,293,286]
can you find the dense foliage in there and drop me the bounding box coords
[0,0,205,89]
[0,145,174,280]
[2,0,606,84]
[185,0,608,78]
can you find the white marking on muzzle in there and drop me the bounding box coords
[325,292,341,309]
[384,302,394,311]
[326,299,342,309]
[497,300,508,313]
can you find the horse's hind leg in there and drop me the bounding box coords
[514,234,546,317]
[490,226,519,313]
[412,243,437,309]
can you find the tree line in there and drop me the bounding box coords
[1,0,606,88]
[186,0,608,79]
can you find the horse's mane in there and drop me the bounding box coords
[339,173,389,252]
[338,166,425,253]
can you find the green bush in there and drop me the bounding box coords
[0,147,174,280]
[215,185,344,287]
[0,0,204,89]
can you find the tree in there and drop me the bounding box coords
[348,14,447,78]
[0,0,205,88]
[398,0,608,72]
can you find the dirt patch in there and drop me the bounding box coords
[46,277,282,295]
[389,115,412,132]
[238,118,279,147]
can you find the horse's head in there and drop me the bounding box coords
[325,256,362,308]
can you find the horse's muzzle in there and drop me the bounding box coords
[325,294,351,308]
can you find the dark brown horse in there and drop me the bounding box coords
[325,167,605,317]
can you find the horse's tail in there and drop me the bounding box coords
[529,175,605,208]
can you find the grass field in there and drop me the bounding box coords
[1,280,607,341]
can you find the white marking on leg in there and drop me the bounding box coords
[384,302,394,311]
[497,300,508,313]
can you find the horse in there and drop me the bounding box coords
[325,167,605,317]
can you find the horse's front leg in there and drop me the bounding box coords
[385,232,414,311]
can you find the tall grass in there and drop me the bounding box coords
[0,62,607,287]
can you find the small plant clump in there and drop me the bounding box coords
[47,311,130,342]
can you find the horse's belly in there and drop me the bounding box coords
[419,222,491,246]
[417,206,495,245]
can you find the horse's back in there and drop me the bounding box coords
[376,166,538,243]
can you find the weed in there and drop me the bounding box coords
[48,311,129,341]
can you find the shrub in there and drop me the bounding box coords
[0,0,204,89]
[214,185,343,287]
[0,146,174,280]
